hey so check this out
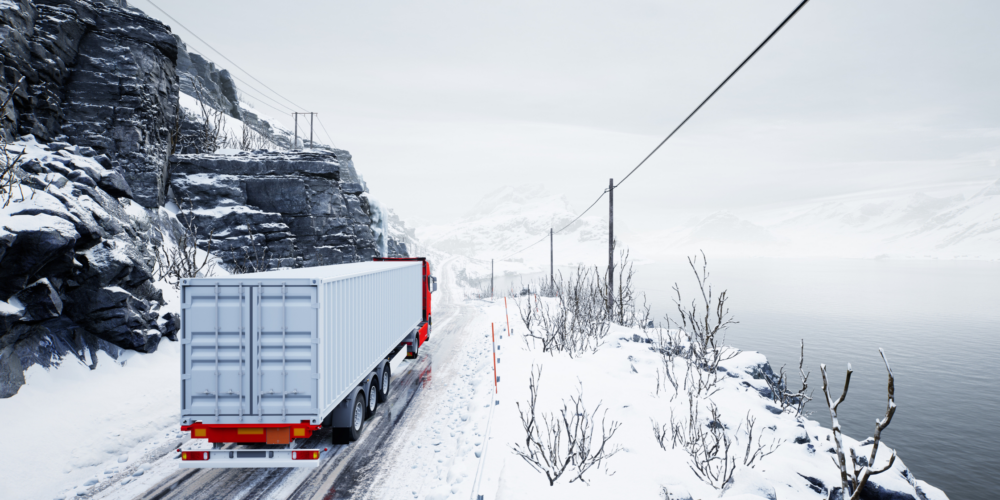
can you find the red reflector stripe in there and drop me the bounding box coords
[181,451,209,461]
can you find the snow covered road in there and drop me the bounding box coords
[91,257,492,500]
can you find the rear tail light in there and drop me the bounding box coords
[181,451,209,461]
[292,450,320,460]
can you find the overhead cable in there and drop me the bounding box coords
[140,0,309,112]
[316,115,337,148]
[499,0,810,261]
[499,190,607,261]
[614,0,810,189]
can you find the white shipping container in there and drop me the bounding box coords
[179,261,423,426]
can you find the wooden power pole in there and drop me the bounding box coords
[608,178,614,316]
[550,227,554,291]
[309,112,314,148]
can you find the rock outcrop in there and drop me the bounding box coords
[0,0,413,399]
[1,0,180,208]
[169,149,384,269]
[0,138,176,398]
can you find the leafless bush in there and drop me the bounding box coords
[1,77,27,208]
[154,204,215,288]
[220,119,275,151]
[195,96,227,153]
[665,398,735,488]
[226,225,273,274]
[519,267,610,358]
[821,349,897,500]
[654,326,685,399]
[739,410,780,467]
[652,397,780,489]
[763,339,813,418]
[666,251,739,397]
[512,365,622,485]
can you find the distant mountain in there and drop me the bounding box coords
[420,184,606,268]
[764,179,1000,259]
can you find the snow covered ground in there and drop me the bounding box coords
[0,245,952,499]
[0,334,185,500]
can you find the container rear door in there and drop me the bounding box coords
[182,285,252,420]
[253,285,319,418]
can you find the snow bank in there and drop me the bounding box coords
[465,295,948,500]
[0,341,184,500]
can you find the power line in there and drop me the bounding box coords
[316,115,337,148]
[499,190,607,261]
[614,0,810,189]
[499,0,810,262]
[140,0,308,112]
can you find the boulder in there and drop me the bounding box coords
[11,278,63,321]
[0,214,79,300]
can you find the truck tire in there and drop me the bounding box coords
[379,366,391,403]
[366,379,379,418]
[348,394,366,441]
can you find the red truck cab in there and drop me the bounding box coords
[374,257,436,357]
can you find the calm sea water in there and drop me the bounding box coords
[483,258,1000,499]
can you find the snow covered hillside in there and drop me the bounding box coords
[430,181,1000,267]
[466,293,949,500]
[419,184,608,276]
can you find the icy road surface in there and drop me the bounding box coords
[92,258,494,500]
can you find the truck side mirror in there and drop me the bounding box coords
[431,276,438,293]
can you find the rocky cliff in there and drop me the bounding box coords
[1,0,179,208]
[0,0,412,398]
[169,149,383,269]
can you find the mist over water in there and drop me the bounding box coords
[481,258,1000,499]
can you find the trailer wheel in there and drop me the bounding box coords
[348,394,365,441]
[379,366,391,402]
[366,379,379,418]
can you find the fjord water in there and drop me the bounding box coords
[633,258,1000,500]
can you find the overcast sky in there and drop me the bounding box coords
[133,0,1000,228]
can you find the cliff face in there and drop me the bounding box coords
[169,150,381,269]
[0,0,411,399]
[1,0,179,208]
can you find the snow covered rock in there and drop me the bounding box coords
[169,149,391,269]
[10,278,63,321]
[0,139,171,397]
[1,0,179,208]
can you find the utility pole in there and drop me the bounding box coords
[549,227,554,292]
[293,112,299,150]
[608,178,614,317]
[309,112,315,148]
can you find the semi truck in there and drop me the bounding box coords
[177,257,436,468]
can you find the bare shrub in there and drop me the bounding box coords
[519,267,610,358]
[653,397,781,489]
[155,205,215,288]
[821,349,897,500]
[763,339,813,418]
[653,326,686,399]
[739,410,780,467]
[1,77,27,208]
[666,251,739,397]
[512,364,622,485]
[194,95,227,153]
[226,225,274,274]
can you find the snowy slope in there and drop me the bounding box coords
[443,181,1000,264]
[419,184,608,276]
[468,296,949,500]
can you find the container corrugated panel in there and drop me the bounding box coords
[180,261,422,426]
